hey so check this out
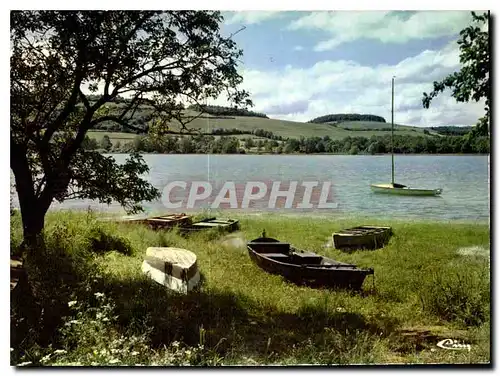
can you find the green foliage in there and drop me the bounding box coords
[423,11,490,136]
[243,137,255,149]
[420,264,490,327]
[429,126,473,136]
[99,135,113,152]
[188,104,268,119]
[308,114,386,124]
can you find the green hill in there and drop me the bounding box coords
[85,97,439,141]
[162,111,435,140]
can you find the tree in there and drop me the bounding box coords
[99,135,113,151]
[422,11,490,136]
[244,137,254,149]
[178,136,195,154]
[11,11,251,256]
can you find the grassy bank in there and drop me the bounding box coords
[11,211,490,366]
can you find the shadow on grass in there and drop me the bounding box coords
[98,275,399,362]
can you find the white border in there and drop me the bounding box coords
[3,2,497,375]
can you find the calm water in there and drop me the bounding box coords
[17,154,489,222]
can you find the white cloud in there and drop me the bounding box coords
[287,11,478,51]
[293,45,304,51]
[224,11,284,25]
[213,40,485,127]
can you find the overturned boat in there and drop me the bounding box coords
[247,232,374,290]
[141,247,200,294]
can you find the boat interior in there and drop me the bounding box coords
[248,241,324,265]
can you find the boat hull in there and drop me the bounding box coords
[371,184,442,196]
[247,237,374,290]
[333,225,392,251]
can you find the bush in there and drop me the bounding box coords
[420,265,490,327]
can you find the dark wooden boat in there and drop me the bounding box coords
[144,214,193,230]
[181,218,240,234]
[247,233,374,290]
[333,225,392,251]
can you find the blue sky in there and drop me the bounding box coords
[213,10,488,127]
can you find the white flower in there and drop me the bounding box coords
[94,292,105,298]
[68,301,78,308]
[171,341,180,348]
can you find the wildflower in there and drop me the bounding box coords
[68,301,78,308]
[41,354,52,363]
[94,292,105,299]
[171,341,180,348]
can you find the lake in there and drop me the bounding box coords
[16,154,489,222]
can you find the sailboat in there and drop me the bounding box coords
[370,77,443,196]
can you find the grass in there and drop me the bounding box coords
[11,211,490,366]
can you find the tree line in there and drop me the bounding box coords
[85,133,489,155]
[188,104,268,118]
[308,114,387,124]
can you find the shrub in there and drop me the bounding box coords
[420,265,490,327]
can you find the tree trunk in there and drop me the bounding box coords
[20,205,46,254]
[11,141,53,256]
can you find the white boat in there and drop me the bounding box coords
[141,247,200,294]
[371,77,443,197]
[370,183,442,196]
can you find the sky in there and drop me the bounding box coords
[211,10,488,127]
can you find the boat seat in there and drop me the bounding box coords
[292,253,323,264]
[249,242,290,254]
[261,253,290,260]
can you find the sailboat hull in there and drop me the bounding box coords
[371,184,442,196]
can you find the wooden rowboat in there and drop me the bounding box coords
[247,233,374,290]
[103,213,193,230]
[181,218,240,234]
[143,214,193,230]
[333,225,393,251]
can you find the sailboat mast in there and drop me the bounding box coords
[391,76,395,186]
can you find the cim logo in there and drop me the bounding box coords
[161,180,338,211]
